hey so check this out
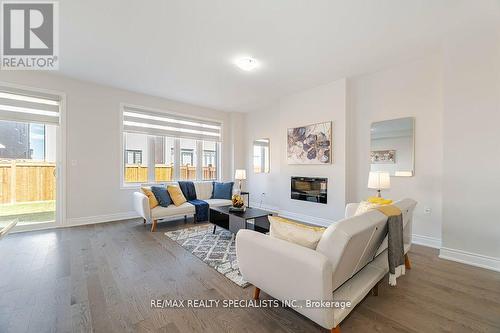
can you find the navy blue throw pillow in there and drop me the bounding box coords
[212,182,234,199]
[151,186,172,207]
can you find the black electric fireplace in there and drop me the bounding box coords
[291,177,327,204]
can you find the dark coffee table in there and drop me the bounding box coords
[209,206,273,234]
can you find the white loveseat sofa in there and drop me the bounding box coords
[133,181,233,232]
[236,198,416,333]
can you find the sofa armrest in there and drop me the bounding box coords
[133,192,151,221]
[236,230,334,329]
[345,203,359,218]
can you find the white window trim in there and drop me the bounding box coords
[119,103,223,189]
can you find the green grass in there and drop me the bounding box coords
[0,201,56,226]
[0,200,55,216]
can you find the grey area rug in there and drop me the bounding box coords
[165,224,250,288]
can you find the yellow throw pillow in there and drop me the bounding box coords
[269,216,326,249]
[141,187,158,209]
[167,185,187,206]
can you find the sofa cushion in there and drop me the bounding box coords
[194,182,213,200]
[141,187,159,208]
[212,181,234,199]
[269,216,326,249]
[151,202,195,219]
[167,185,187,206]
[151,186,172,207]
[204,199,232,207]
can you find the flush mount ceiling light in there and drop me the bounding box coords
[235,57,259,71]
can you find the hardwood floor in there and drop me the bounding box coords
[0,218,499,333]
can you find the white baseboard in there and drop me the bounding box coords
[412,234,442,249]
[249,201,333,227]
[439,247,500,272]
[9,211,140,234]
[249,201,280,213]
[278,210,334,227]
[65,211,139,227]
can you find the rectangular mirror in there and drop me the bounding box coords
[253,138,270,173]
[370,117,414,177]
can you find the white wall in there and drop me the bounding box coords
[245,45,500,270]
[244,79,347,224]
[349,55,443,245]
[244,54,445,244]
[228,112,247,176]
[441,25,500,263]
[0,71,237,223]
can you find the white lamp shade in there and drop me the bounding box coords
[368,171,390,189]
[234,169,247,180]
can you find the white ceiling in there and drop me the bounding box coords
[59,0,500,112]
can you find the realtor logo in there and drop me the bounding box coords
[1,1,59,70]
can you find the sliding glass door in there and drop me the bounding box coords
[0,87,62,229]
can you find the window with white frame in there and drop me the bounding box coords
[122,105,222,184]
[0,85,61,225]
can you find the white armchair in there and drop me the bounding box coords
[237,230,335,328]
[236,199,417,333]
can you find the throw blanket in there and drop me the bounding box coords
[188,199,209,222]
[376,205,405,286]
[178,181,209,222]
[178,181,197,201]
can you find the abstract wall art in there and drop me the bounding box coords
[287,121,332,164]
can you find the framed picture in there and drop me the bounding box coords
[287,121,332,164]
[370,150,396,164]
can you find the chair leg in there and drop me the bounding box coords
[143,218,146,224]
[405,253,412,270]
[331,326,341,333]
[213,225,216,234]
[371,282,379,296]
[253,287,260,300]
[151,219,157,232]
[184,215,187,223]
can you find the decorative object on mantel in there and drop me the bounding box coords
[165,224,250,287]
[234,169,246,193]
[368,171,391,198]
[229,194,246,212]
[371,150,396,164]
[287,121,332,164]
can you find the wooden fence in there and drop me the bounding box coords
[125,165,217,183]
[0,161,56,204]
[0,161,218,204]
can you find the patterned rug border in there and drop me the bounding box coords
[165,224,250,288]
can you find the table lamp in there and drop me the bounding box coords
[368,171,390,197]
[234,169,247,192]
